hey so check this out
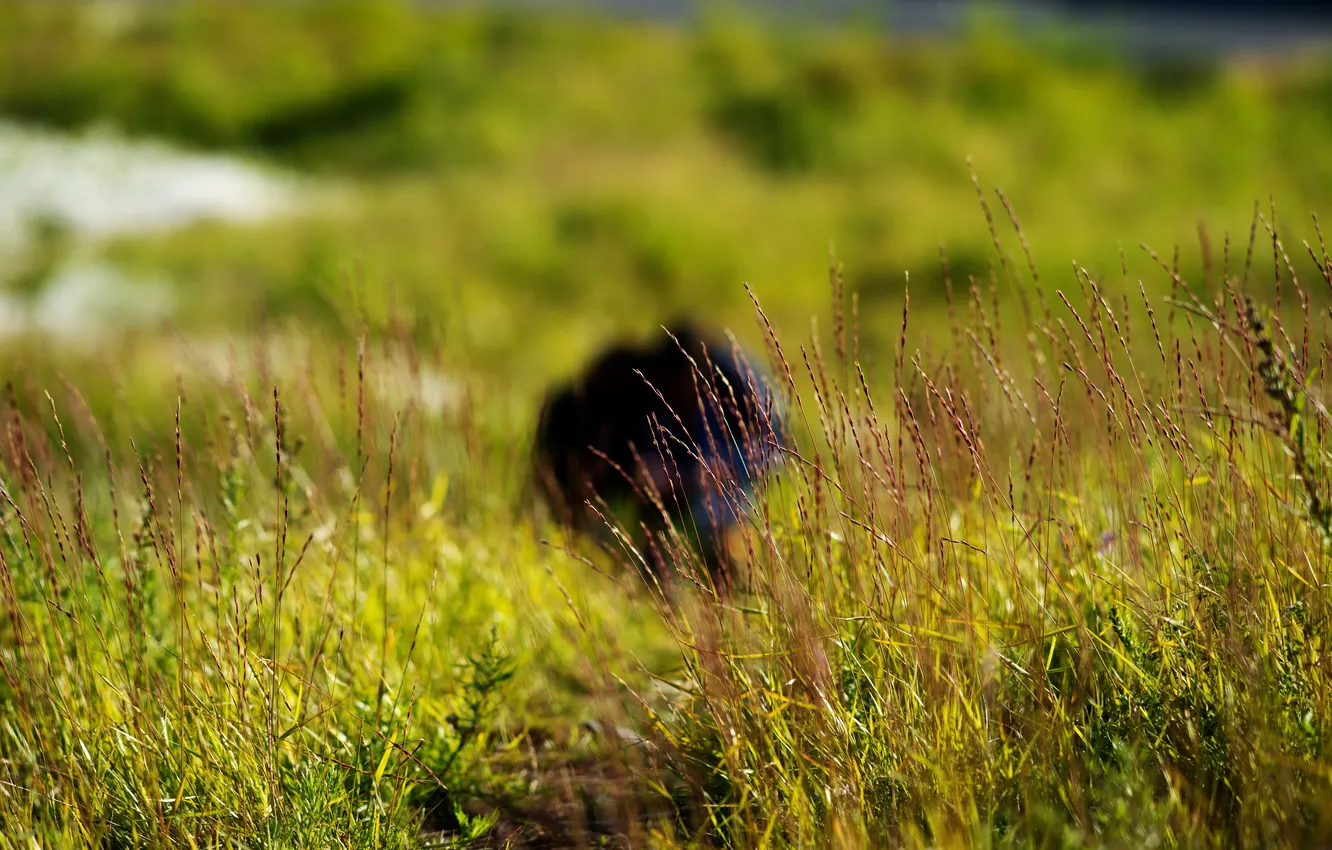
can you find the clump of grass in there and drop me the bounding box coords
[1243,294,1332,541]
[0,332,676,847]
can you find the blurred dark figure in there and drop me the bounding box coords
[533,323,784,587]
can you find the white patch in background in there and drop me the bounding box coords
[374,364,466,419]
[0,120,301,339]
[0,120,297,245]
[28,261,174,341]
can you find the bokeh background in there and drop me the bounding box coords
[2,0,1332,466]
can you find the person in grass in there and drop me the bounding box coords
[533,322,785,587]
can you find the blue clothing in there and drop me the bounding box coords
[679,342,785,532]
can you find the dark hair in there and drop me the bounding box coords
[532,324,783,581]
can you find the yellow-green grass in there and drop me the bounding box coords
[4,2,1332,846]
[5,218,1332,844]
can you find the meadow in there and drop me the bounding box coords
[2,1,1332,846]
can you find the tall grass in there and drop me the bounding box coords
[3,188,1332,847]
[635,201,1332,846]
[0,332,672,847]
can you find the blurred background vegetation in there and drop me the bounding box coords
[3,0,1331,414]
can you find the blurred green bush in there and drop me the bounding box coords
[3,0,1331,385]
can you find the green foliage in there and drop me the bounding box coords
[6,212,1332,846]
[4,2,1332,847]
[5,0,1332,381]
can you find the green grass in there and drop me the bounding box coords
[4,1,1332,846]
[5,213,1332,845]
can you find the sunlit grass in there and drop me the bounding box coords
[4,2,1332,846]
[5,197,1332,845]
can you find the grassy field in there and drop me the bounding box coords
[3,1,1332,847]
